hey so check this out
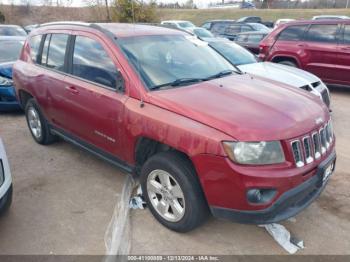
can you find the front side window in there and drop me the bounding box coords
[72,36,118,89]
[278,25,307,41]
[305,24,339,43]
[0,40,24,63]
[29,35,42,63]
[118,35,235,90]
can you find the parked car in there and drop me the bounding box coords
[0,36,25,111]
[259,19,350,87]
[211,22,270,41]
[236,16,274,28]
[0,25,27,36]
[189,27,215,40]
[160,20,196,31]
[235,31,269,54]
[201,19,235,33]
[0,138,13,215]
[207,39,331,107]
[14,23,335,232]
[241,1,255,9]
[274,19,295,29]
[312,15,349,20]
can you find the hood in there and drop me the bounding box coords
[148,73,328,141]
[0,62,14,79]
[238,62,320,88]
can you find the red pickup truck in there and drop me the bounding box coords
[13,23,336,232]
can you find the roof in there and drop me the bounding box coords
[204,19,235,23]
[280,19,350,26]
[161,20,192,24]
[35,22,186,38]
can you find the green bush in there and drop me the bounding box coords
[112,0,158,23]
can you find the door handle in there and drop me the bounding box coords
[65,86,79,94]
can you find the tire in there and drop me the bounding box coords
[0,185,12,216]
[278,60,297,68]
[25,98,57,145]
[140,151,209,232]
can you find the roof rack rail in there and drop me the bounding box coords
[37,21,118,40]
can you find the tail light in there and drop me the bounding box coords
[259,43,269,60]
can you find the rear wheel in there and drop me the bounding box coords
[25,98,57,145]
[140,151,209,232]
[278,60,297,68]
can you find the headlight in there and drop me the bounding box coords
[0,76,13,87]
[223,141,285,165]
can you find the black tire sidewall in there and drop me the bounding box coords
[141,152,208,232]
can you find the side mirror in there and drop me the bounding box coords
[116,70,125,93]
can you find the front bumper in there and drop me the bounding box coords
[210,151,336,224]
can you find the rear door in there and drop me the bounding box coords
[302,23,341,82]
[62,32,129,157]
[335,22,350,85]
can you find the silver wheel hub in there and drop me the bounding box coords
[147,170,185,222]
[28,107,42,139]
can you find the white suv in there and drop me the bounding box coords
[0,138,12,215]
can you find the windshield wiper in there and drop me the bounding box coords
[204,69,234,81]
[151,78,203,90]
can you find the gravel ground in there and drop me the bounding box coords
[0,87,349,255]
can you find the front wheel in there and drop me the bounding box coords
[140,151,209,233]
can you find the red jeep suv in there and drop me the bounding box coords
[13,22,336,232]
[260,19,350,87]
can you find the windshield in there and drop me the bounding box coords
[118,35,235,90]
[209,41,257,66]
[178,22,195,28]
[248,23,270,32]
[0,40,24,63]
[193,28,214,38]
[0,26,27,36]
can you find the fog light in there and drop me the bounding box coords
[247,188,276,204]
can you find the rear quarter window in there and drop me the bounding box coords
[278,25,308,41]
[29,35,42,63]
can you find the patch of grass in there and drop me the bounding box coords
[157,8,350,25]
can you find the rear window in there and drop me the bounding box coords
[29,35,42,63]
[305,24,339,43]
[278,25,307,41]
[211,22,231,34]
[0,40,24,63]
[248,34,265,43]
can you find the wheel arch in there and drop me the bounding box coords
[271,55,301,67]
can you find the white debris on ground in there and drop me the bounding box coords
[104,175,136,261]
[129,185,147,210]
[260,223,305,254]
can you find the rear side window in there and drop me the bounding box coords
[40,34,69,71]
[278,25,307,41]
[29,35,42,63]
[72,36,118,89]
[305,24,339,43]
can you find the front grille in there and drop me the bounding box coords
[291,120,334,168]
[320,89,330,107]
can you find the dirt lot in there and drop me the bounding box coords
[0,88,349,255]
